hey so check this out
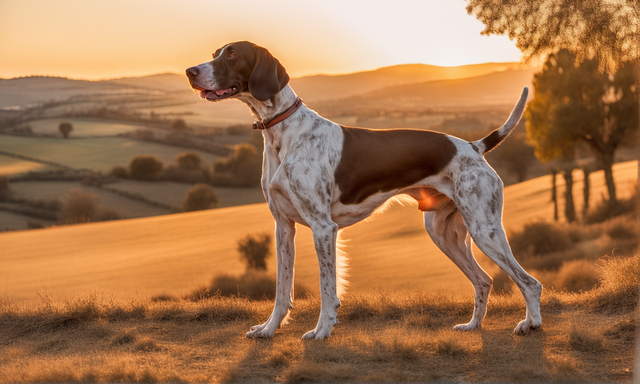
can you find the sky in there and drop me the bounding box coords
[0,0,523,80]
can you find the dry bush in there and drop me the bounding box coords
[133,336,161,352]
[112,328,137,346]
[589,254,639,312]
[59,189,100,224]
[182,183,219,212]
[186,270,311,301]
[238,232,272,271]
[108,165,128,179]
[128,155,163,181]
[509,220,573,257]
[602,215,637,240]
[520,248,585,271]
[554,259,599,292]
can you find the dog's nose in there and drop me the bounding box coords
[186,66,199,79]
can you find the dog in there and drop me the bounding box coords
[186,41,542,340]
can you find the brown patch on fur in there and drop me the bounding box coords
[335,127,457,205]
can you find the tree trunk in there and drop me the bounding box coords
[601,152,617,205]
[551,169,558,222]
[582,167,591,216]
[564,169,576,223]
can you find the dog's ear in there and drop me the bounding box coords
[248,46,289,101]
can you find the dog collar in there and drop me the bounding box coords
[252,97,303,131]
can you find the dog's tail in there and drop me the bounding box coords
[336,230,350,300]
[473,87,528,154]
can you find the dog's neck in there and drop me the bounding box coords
[236,85,298,125]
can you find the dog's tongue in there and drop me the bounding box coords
[215,88,233,96]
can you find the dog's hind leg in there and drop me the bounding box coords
[246,216,296,338]
[423,200,492,330]
[453,162,542,335]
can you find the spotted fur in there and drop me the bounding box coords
[186,42,542,340]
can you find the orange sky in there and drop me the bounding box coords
[0,0,522,80]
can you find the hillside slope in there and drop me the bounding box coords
[1,161,636,302]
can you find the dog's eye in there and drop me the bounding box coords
[228,52,237,60]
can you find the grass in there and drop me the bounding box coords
[0,256,636,382]
[28,118,153,137]
[0,134,220,172]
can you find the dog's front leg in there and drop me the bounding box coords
[302,221,341,340]
[246,215,296,338]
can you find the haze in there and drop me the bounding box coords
[0,0,522,80]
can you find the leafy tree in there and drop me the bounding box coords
[212,143,262,187]
[237,233,272,271]
[182,183,219,211]
[525,49,637,204]
[176,152,203,170]
[465,0,640,72]
[128,155,164,180]
[58,122,73,138]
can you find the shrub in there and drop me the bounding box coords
[109,166,128,179]
[603,217,636,240]
[176,152,203,170]
[0,176,10,201]
[554,260,599,292]
[128,155,163,180]
[212,143,262,187]
[170,119,188,131]
[187,270,310,301]
[591,255,639,312]
[509,221,573,257]
[182,183,219,212]
[98,208,124,222]
[163,165,208,184]
[59,189,101,224]
[238,233,272,271]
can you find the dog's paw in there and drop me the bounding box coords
[301,328,331,340]
[246,326,275,339]
[453,321,480,331]
[513,319,541,335]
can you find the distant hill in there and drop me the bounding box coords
[0,62,531,109]
[316,68,538,110]
[290,62,526,102]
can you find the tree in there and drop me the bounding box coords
[465,0,640,72]
[58,122,73,138]
[170,119,188,131]
[128,155,164,180]
[237,233,272,271]
[525,49,637,204]
[182,183,219,212]
[176,152,203,170]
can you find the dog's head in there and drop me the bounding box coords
[186,41,289,102]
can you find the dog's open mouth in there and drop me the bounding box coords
[196,86,239,101]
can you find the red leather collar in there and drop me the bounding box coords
[252,97,303,130]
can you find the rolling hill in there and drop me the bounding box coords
[1,161,636,303]
[0,62,530,109]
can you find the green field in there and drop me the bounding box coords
[0,134,221,172]
[0,154,52,175]
[28,118,153,137]
[108,180,265,208]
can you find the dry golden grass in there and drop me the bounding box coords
[0,258,636,383]
[0,161,636,303]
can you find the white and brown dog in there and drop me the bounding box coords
[186,41,542,340]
